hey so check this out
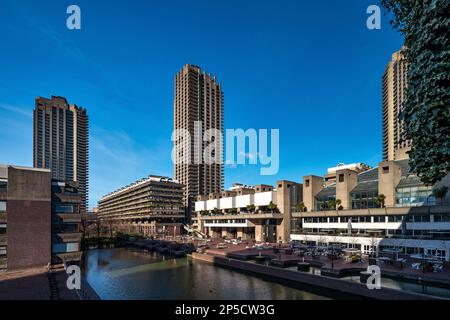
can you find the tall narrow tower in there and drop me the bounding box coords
[382,48,410,161]
[173,64,224,217]
[33,96,89,213]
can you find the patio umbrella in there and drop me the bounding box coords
[347,219,352,234]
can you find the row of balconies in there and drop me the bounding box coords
[100,186,183,204]
[99,203,184,215]
[195,191,277,211]
[99,192,183,208]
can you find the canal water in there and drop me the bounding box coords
[83,248,329,300]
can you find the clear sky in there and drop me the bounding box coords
[0,0,404,210]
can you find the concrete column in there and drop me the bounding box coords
[302,175,323,212]
[378,160,402,207]
[237,228,244,240]
[336,169,358,209]
[255,224,264,242]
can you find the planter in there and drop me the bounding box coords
[254,256,266,264]
[359,271,372,284]
[297,262,310,272]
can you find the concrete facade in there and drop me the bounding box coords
[382,48,410,161]
[33,96,89,213]
[195,180,303,243]
[98,175,185,237]
[5,166,52,270]
[173,64,224,218]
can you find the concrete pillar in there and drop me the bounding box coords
[237,228,244,240]
[276,180,302,242]
[336,169,358,209]
[255,224,264,242]
[303,175,323,212]
[378,160,402,207]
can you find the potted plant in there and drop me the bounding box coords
[432,186,448,205]
[375,194,386,208]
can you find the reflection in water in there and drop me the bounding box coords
[343,275,450,299]
[83,248,329,300]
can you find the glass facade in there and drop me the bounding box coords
[396,185,435,207]
[315,195,335,211]
[350,190,378,209]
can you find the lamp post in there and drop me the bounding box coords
[331,245,334,270]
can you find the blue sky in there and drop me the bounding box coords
[0,0,404,209]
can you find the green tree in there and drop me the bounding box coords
[433,186,448,204]
[295,202,306,212]
[382,0,450,185]
[375,194,386,208]
[246,204,256,213]
[267,201,277,213]
[327,199,336,210]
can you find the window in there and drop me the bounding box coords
[53,204,75,213]
[359,216,371,223]
[329,217,338,223]
[412,215,430,223]
[338,174,344,182]
[434,215,450,222]
[396,185,435,207]
[388,215,403,222]
[0,201,5,212]
[52,242,79,254]
[0,224,5,234]
[373,216,385,223]
[305,179,310,187]
[351,191,378,209]
[382,166,390,174]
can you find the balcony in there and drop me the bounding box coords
[54,232,82,243]
[0,257,6,270]
[52,251,82,263]
[0,188,6,201]
[0,213,5,223]
[0,235,6,246]
[53,213,81,223]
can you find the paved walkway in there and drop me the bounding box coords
[0,267,50,300]
[0,266,81,300]
[202,240,450,286]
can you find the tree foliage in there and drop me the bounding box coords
[382,0,450,185]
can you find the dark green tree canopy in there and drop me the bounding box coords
[382,0,450,185]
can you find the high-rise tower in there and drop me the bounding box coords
[173,65,224,217]
[33,96,89,213]
[382,48,410,161]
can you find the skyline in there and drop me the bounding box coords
[0,0,405,210]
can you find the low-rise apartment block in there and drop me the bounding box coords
[98,176,185,237]
[194,181,302,243]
